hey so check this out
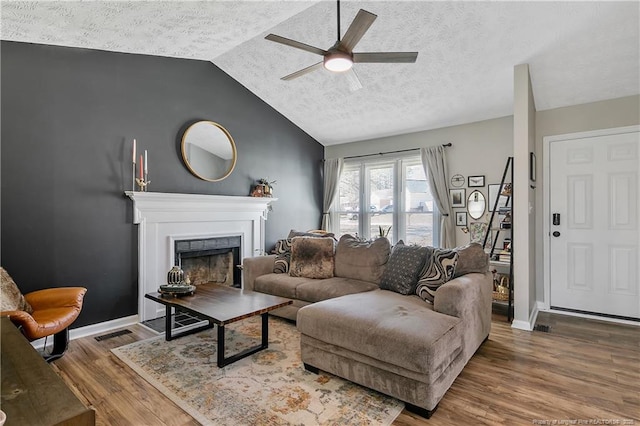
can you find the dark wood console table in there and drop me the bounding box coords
[0,317,95,425]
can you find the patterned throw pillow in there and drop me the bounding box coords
[289,237,335,279]
[273,238,293,273]
[379,241,430,295]
[272,238,291,254]
[416,249,459,304]
[1,267,33,313]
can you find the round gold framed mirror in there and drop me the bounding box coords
[181,121,237,182]
[467,190,486,220]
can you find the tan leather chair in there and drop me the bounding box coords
[2,287,87,362]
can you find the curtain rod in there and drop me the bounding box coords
[342,143,452,160]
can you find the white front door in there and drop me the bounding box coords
[549,128,639,319]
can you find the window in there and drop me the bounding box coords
[333,156,440,246]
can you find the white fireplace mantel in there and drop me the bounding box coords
[125,191,276,223]
[125,191,276,321]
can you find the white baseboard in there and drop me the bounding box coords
[540,307,640,327]
[511,303,539,331]
[31,315,139,350]
[510,320,531,331]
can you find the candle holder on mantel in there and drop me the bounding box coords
[132,163,136,192]
[136,174,150,192]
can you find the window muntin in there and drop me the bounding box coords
[368,164,394,240]
[332,156,439,246]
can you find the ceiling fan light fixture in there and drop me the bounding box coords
[323,51,353,72]
[267,4,417,85]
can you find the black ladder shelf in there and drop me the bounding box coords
[483,157,514,321]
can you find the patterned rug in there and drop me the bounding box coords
[112,316,404,425]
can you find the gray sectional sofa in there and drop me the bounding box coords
[243,235,391,321]
[242,234,492,417]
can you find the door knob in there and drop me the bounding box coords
[552,231,561,237]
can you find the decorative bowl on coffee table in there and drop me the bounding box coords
[158,284,196,297]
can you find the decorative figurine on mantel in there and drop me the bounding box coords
[250,178,276,197]
[136,174,150,191]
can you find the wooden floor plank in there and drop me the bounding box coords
[50,312,639,425]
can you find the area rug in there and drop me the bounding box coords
[112,316,404,425]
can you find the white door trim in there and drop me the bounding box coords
[542,125,640,320]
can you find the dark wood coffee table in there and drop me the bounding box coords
[145,284,292,367]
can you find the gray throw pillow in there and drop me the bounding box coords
[379,241,430,295]
[416,248,459,304]
[452,243,489,278]
[288,229,336,239]
[334,234,391,284]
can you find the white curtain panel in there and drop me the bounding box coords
[421,146,455,248]
[321,158,344,231]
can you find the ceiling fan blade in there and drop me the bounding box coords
[265,34,327,56]
[353,52,418,63]
[281,62,324,81]
[339,9,377,52]
[345,68,363,92]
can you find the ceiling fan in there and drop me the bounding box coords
[265,0,418,91]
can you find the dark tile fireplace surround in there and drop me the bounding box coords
[174,236,241,288]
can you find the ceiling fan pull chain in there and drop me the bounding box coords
[337,0,341,41]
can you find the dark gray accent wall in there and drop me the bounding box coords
[1,41,323,327]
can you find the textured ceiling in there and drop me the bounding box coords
[0,1,315,60]
[2,1,639,146]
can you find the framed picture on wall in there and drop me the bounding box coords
[455,211,467,226]
[450,174,465,188]
[468,175,485,187]
[450,189,466,208]
[469,222,489,245]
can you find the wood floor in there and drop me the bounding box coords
[52,312,639,426]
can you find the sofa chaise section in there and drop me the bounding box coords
[243,234,492,418]
[297,271,492,417]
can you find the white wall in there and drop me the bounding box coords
[324,93,639,328]
[325,116,514,246]
[512,64,537,330]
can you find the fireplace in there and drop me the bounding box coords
[175,236,241,288]
[126,191,276,321]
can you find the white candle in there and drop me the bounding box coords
[144,150,148,174]
[132,139,136,163]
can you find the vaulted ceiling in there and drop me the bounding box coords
[2,1,638,145]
